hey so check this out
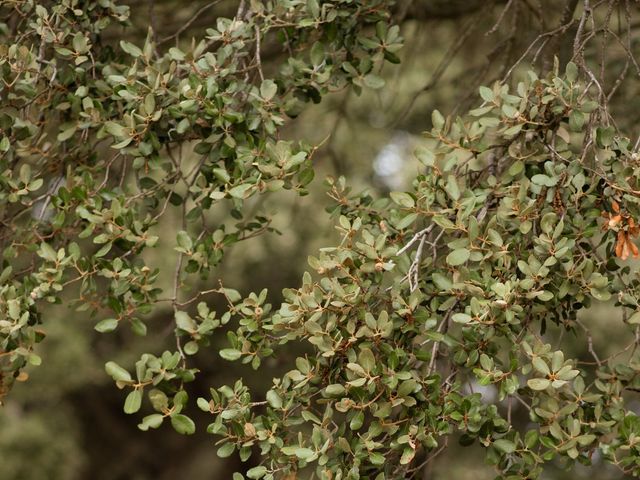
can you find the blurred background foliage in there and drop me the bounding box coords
[2,0,640,478]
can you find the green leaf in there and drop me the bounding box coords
[479,86,494,102]
[364,74,385,89]
[94,242,113,257]
[540,212,557,234]
[504,124,523,136]
[104,122,127,138]
[57,124,77,142]
[28,353,42,366]
[266,390,283,409]
[176,231,193,251]
[149,389,169,411]
[527,378,551,391]
[294,448,315,460]
[565,61,578,82]
[532,357,550,376]
[590,288,611,302]
[569,110,585,131]
[432,272,452,290]
[396,212,418,230]
[628,311,640,324]
[124,389,142,414]
[310,41,325,66]
[222,288,242,303]
[217,443,235,458]
[120,40,143,57]
[228,184,253,199]
[219,349,242,361]
[197,397,211,411]
[138,414,163,431]
[247,466,268,479]
[432,110,445,130]
[105,361,132,382]
[350,411,364,430]
[390,191,414,208]
[531,174,558,187]
[415,147,435,166]
[507,162,524,178]
[596,126,615,147]
[538,291,554,301]
[38,242,57,262]
[260,79,278,101]
[452,313,472,324]
[445,175,460,201]
[95,318,118,333]
[572,172,585,191]
[168,47,185,61]
[446,248,470,266]
[400,447,415,465]
[72,33,88,53]
[184,341,198,355]
[144,94,156,114]
[171,414,196,435]
[324,384,346,396]
[111,137,133,149]
[358,347,376,372]
[175,311,196,331]
[493,438,516,454]
[130,318,147,336]
[307,0,320,17]
[174,390,189,408]
[501,103,518,118]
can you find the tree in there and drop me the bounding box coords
[2,1,640,479]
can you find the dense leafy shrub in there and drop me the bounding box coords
[0,0,400,397]
[3,1,640,479]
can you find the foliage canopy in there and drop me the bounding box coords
[3,1,640,479]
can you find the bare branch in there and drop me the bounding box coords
[159,0,224,45]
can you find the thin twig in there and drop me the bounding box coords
[427,306,456,376]
[396,224,435,256]
[487,0,515,35]
[408,234,426,292]
[254,25,264,82]
[158,0,224,45]
[576,318,601,366]
[391,13,479,127]
[573,0,591,58]
[502,19,577,81]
